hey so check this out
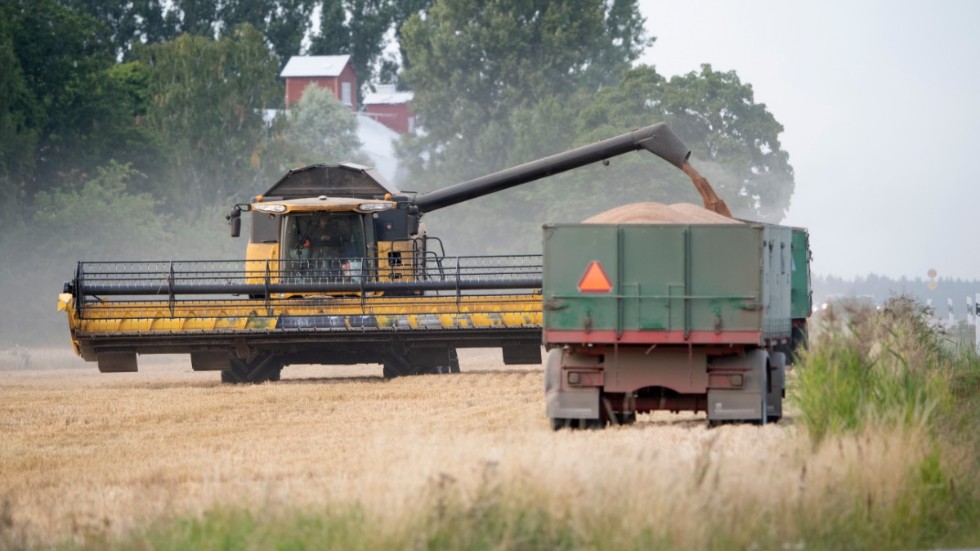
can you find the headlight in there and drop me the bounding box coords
[254,204,287,213]
[357,202,393,213]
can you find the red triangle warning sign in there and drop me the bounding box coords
[577,261,612,293]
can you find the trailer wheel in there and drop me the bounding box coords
[613,411,637,425]
[550,418,601,431]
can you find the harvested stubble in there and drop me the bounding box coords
[0,347,948,548]
[582,201,741,224]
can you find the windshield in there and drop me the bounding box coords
[283,213,365,261]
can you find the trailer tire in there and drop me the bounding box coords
[550,418,602,431]
[614,411,637,425]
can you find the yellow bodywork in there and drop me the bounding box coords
[244,242,280,284]
[62,293,541,345]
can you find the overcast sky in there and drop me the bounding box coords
[634,0,980,279]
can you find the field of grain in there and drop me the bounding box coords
[0,346,965,548]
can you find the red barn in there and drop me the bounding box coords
[280,55,357,109]
[363,84,416,134]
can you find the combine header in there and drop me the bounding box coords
[62,256,542,381]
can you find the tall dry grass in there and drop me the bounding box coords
[2,315,979,549]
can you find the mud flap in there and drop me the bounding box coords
[767,351,786,422]
[707,349,768,424]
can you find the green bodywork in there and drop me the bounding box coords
[790,228,813,319]
[541,223,795,343]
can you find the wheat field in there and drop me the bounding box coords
[0,346,943,547]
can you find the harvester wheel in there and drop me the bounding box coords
[382,352,413,379]
[448,348,461,374]
[415,347,461,375]
[220,352,282,384]
[221,368,244,384]
[426,348,461,374]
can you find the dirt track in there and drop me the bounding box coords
[1,347,804,544]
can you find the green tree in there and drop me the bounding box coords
[0,6,40,191]
[577,65,795,221]
[1,0,163,198]
[31,162,169,258]
[309,0,393,97]
[0,162,172,344]
[172,0,220,36]
[220,0,318,63]
[58,0,176,59]
[270,84,365,169]
[397,0,651,185]
[397,63,792,255]
[311,0,350,56]
[140,24,282,210]
[383,0,435,84]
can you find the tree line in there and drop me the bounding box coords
[0,0,796,344]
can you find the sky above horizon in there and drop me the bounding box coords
[634,0,980,279]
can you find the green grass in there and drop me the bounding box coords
[789,295,980,548]
[792,296,951,442]
[48,471,979,551]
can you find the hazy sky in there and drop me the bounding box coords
[635,0,980,279]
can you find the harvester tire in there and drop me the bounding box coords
[448,348,461,374]
[382,352,413,379]
[425,348,460,374]
[220,352,282,384]
[221,368,244,384]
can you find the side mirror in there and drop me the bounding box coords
[227,206,243,238]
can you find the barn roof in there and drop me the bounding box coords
[280,55,352,78]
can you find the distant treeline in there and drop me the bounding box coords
[814,274,980,316]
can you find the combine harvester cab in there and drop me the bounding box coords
[542,222,811,428]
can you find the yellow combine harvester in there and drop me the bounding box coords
[59,123,726,383]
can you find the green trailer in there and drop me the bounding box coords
[542,222,811,428]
